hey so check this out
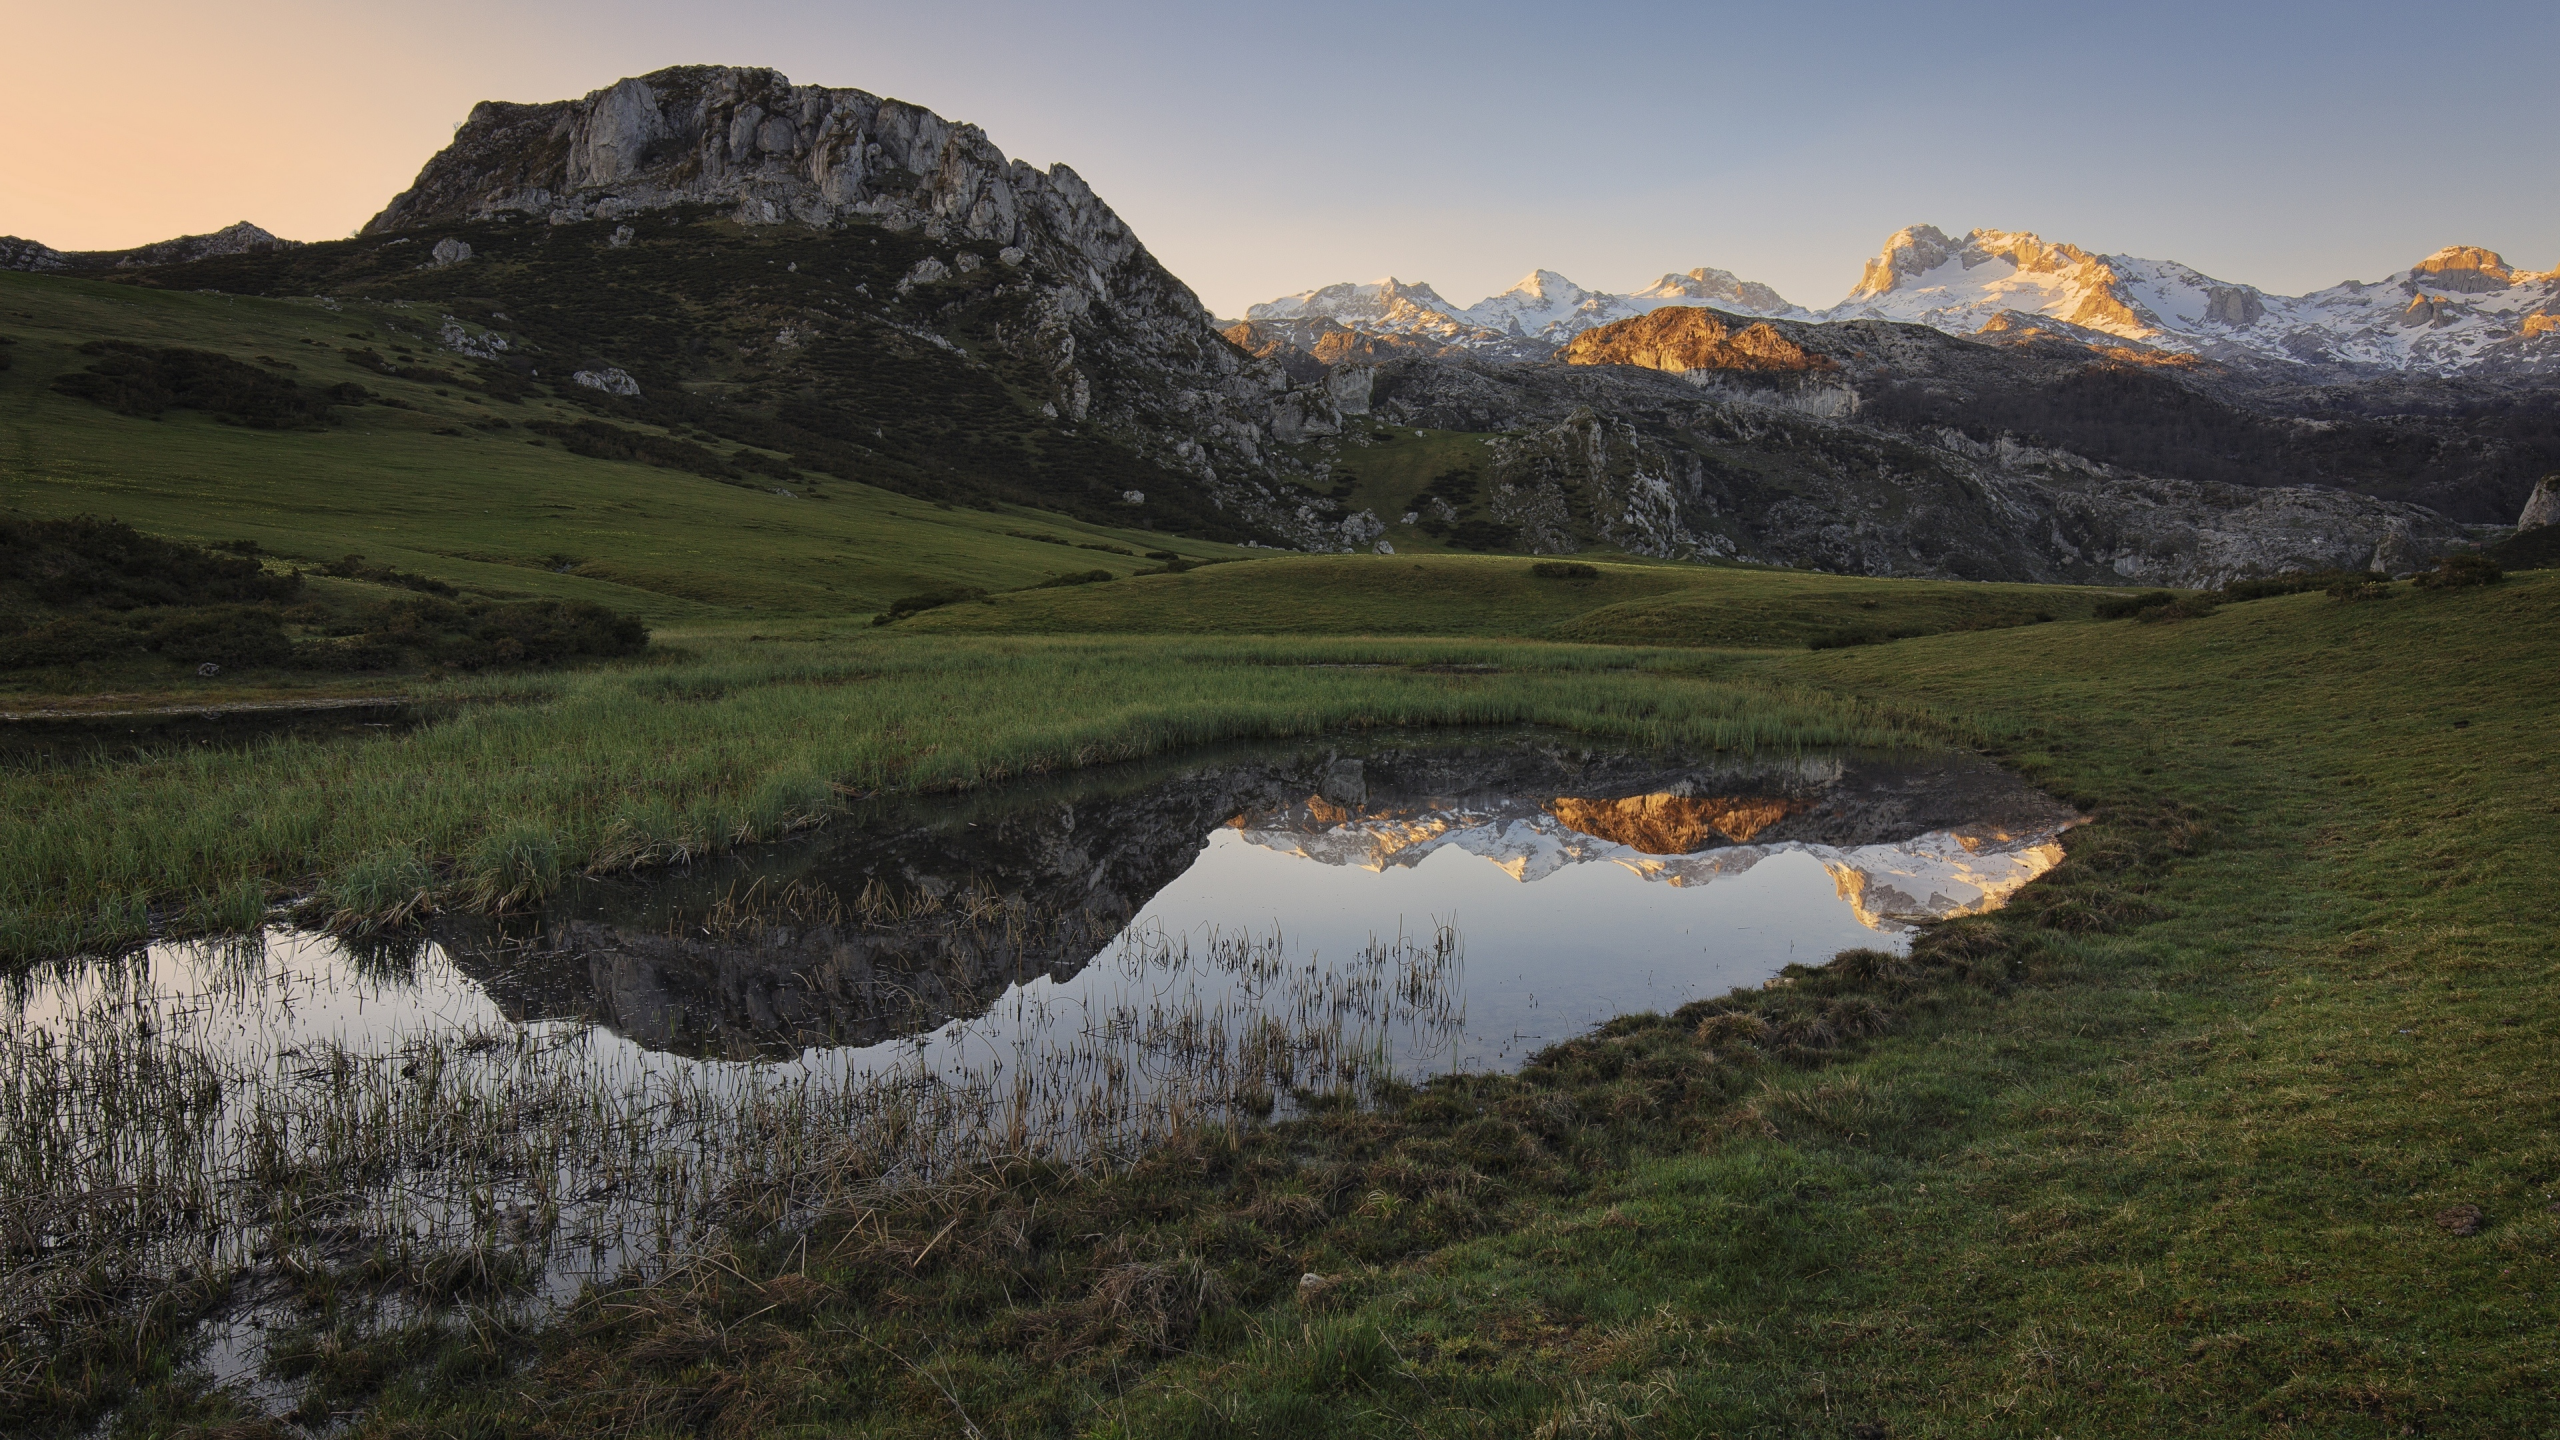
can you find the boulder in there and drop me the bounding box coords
[2519,474,2560,532]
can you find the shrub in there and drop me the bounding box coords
[2093,590,2177,620]
[2411,552,2503,589]
[1033,569,1115,589]
[0,615,145,669]
[2327,577,2394,602]
[316,554,457,597]
[2133,595,2217,623]
[1448,519,1518,552]
[1529,561,1598,580]
[51,341,343,427]
[873,587,986,625]
[2217,569,2370,602]
[145,606,294,669]
[1,515,301,611]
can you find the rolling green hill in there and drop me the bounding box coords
[895,550,2112,642]
[0,268,1240,634]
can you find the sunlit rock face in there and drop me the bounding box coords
[1556,308,1835,377]
[1546,793,1809,851]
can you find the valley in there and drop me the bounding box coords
[0,59,2552,1440]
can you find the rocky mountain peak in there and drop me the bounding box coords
[2,220,294,274]
[2409,245,2528,292]
[1847,224,1958,300]
[1555,306,1831,376]
[1630,267,1795,315]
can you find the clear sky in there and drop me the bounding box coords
[6,0,2555,318]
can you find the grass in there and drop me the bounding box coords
[895,551,2109,641]
[0,572,2546,1435]
[0,270,1239,631]
[0,633,1922,960]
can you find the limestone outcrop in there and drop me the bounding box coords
[362,66,1348,545]
[2520,475,2560,531]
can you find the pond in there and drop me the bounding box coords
[0,728,2076,1380]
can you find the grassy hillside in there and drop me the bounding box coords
[898,551,2113,642]
[0,270,1238,631]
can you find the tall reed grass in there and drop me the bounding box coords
[0,919,1464,1401]
[1,634,1929,961]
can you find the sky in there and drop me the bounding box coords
[6,0,2557,318]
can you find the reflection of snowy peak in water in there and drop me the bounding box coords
[450,734,2080,1055]
[1234,800,2072,931]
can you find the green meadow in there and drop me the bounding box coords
[2,265,2552,1436]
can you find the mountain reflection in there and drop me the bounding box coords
[439,732,2078,1059]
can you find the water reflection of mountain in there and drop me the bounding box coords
[437,733,2076,1059]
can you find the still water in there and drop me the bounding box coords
[2,729,2076,1372]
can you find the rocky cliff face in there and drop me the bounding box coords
[1556,307,1833,375]
[361,66,1359,545]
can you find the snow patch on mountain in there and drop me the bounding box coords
[1824,225,2560,376]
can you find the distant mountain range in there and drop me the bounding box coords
[1246,226,2560,378]
[4,66,2550,582]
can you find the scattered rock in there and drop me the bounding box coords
[1120,489,1144,505]
[897,256,950,293]
[2435,1203,2486,1236]
[429,237,473,268]
[571,367,641,397]
[609,224,635,248]
[1374,539,1395,555]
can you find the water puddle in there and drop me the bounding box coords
[0,728,2075,1390]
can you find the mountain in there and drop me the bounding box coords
[1825,225,2560,377]
[9,67,1411,550]
[0,221,295,273]
[8,75,2542,583]
[1249,226,2560,381]
[1245,266,1803,362]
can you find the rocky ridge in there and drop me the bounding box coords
[355,65,1380,548]
[1828,226,2560,378]
[0,221,295,273]
[1246,266,1805,361]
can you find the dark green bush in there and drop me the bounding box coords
[528,419,739,480]
[0,616,144,669]
[1032,569,1114,589]
[337,596,646,670]
[146,606,294,668]
[316,554,457,597]
[2133,596,2218,624]
[2093,590,2177,620]
[2411,552,2503,589]
[873,587,987,625]
[1448,519,1518,552]
[1529,561,1598,580]
[51,342,342,427]
[2217,569,2370,602]
[1,515,302,611]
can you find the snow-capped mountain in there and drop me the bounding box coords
[1822,225,2560,375]
[1246,228,2560,377]
[1245,264,1802,358]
